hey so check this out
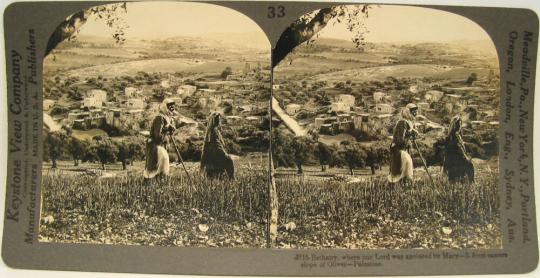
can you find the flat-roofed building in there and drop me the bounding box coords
[285,104,302,115]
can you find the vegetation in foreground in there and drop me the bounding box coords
[40,167,500,249]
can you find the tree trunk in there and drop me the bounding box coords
[370,165,375,175]
[296,163,303,174]
[102,163,105,170]
[46,10,91,56]
[74,159,78,167]
[350,167,354,175]
[272,7,338,67]
[51,158,57,169]
[122,160,127,170]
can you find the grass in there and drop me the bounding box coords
[276,174,499,225]
[71,129,109,141]
[42,168,269,223]
[40,163,500,249]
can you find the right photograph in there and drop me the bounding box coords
[271,5,501,249]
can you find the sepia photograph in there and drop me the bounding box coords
[39,1,272,247]
[3,0,540,275]
[271,4,501,249]
[39,2,502,251]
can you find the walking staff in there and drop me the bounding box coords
[413,139,435,186]
[169,134,192,182]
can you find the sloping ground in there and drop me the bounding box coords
[72,129,108,141]
[318,134,356,145]
[64,58,260,78]
[44,52,129,73]
[312,64,489,83]
[66,58,207,78]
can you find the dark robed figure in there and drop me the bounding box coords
[200,112,235,179]
[443,116,474,183]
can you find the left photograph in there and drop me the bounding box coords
[39,1,271,247]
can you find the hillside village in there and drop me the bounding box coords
[44,63,268,131]
[271,39,500,172]
[44,56,271,161]
[42,35,500,171]
[276,76,499,139]
[39,3,503,251]
[43,34,270,165]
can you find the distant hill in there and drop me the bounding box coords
[65,33,270,52]
[310,38,358,49]
[309,37,497,59]
[200,32,270,51]
[45,33,269,75]
[447,40,498,57]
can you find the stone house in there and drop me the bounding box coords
[125,87,142,98]
[285,104,302,115]
[374,103,393,114]
[176,85,197,96]
[336,94,355,107]
[373,92,386,103]
[424,90,444,102]
[331,102,350,113]
[125,98,146,109]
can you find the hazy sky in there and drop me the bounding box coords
[319,5,492,43]
[78,3,491,43]
[79,2,265,39]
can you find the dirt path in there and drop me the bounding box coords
[271,96,307,137]
[43,113,61,132]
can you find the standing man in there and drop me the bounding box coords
[388,103,419,183]
[144,98,177,180]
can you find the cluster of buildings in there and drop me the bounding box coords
[308,93,399,136]
[44,64,270,135]
[280,78,499,138]
[62,88,148,131]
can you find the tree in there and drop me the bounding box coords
[329,147,345,168]
[315,142,332,172]
[45,3,128,56]
[340,142,367,175]
[224,138,243,156]
[464,106,478,121]
[365,146,389,175]
[116,140,144,170]
[466,73,478,86]
[365,147,378,175]
[272,5,372,67]
[91,139,118,170]
[376,147,390,169]
[43,132,69,168]
[67,137,89,166]
[179,139,203,161]
[271,129,295,168]
[291,137,314,174]
[223,102,233,115]
[220,66,233,80]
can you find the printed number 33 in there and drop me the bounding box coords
[268,6,285,18]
